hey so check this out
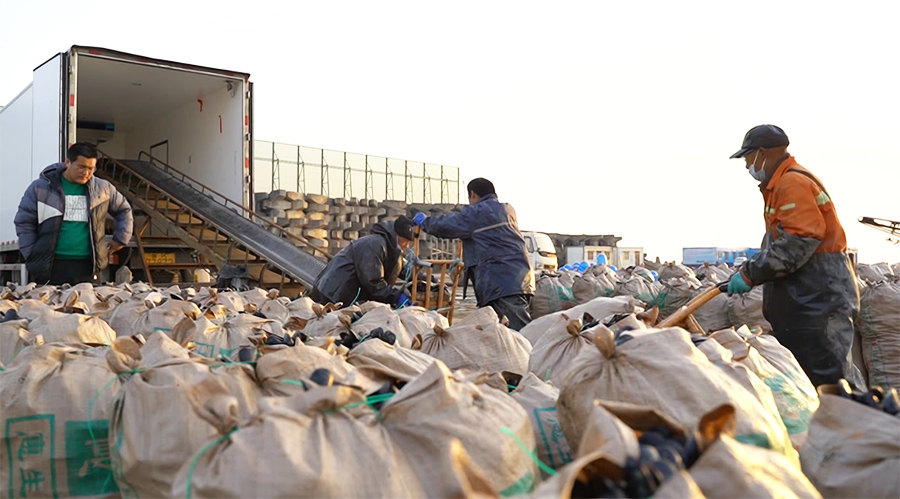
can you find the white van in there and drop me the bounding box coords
[522,231,558,273]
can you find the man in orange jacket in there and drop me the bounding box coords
[728,125,864,388]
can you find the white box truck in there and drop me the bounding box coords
[0,46,253,284]
[0,46,329,289]
[521,231,558,273]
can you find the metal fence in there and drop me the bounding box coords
[253,141,461,204]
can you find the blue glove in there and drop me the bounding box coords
[727,273,752,295]
[395,292,411,308]
[412,212,427,226]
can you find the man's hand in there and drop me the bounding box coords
[108,241,124,262]
[727,273,752,295]
[412,212,427,226]
[394,292,412,309]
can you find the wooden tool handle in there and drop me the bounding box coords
[658,284,726,328]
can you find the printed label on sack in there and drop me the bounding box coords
[64,420,118,496]
[5,415,57,499]
[533,407,573,469]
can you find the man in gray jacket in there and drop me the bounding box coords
[14,142,133,285]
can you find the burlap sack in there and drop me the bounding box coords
[856,262,892,284]
[557,327,795,462]
[168,310,283,358]
[799,384,900,498]
[238,287,272,308]
[688,412,821,499]
[91,288,132,319]
[107,332,261,499]
[574,400,687,464]
[381,361,539,497]
[710,328,819,448]
[691,283,731,332]
[694,263,732,282]
[736,328,821,415]
[130,298,202,337]
[413,306,532,376]
[1,344,121,498]
[520,450,705,499]
[396,306,450,338]
[572,275,609,305]
[256,341,371,396]
[521,295,638,346]
[286,296,317,318]
[349,305,414,347]
[0,319,32,367]
[443,439,502,499]
[689,337,784,437]
[346,337,438,383]
[56,283,101,312]
[658,262,696,281]
[655,277,702,320]
[103,296,149,337]
[215,290,248,313]
[727,286,772,333]
[26,309,117,346]
[531,275,576,319]
[13,299,55,321]
[172,376,426,499]
[297,306,354,339]
[857,279,900,388]
[528,315,594,388]
[257,293,292,324]
[613,272,657,306]
[510,373,573,475]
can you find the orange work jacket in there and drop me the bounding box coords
[761,156,847,254]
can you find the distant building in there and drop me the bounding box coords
[545,233,622,266]
[682,247,761,266]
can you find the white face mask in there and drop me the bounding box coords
[748,151,768,182]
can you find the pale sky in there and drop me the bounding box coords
[2,1,898,264]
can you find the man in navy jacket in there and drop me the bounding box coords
[14,142,132,285]
[414,178,535,330]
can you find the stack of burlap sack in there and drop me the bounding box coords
[2,277,897,498]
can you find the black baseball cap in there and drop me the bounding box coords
[730,125,790,158]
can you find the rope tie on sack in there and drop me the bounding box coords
[185,389,397,497]
[501,426,557,476]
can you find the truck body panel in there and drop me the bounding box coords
[0,85,35,244]
[521,231,558,272]
[0,46,253,284]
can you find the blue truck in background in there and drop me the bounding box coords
[682,247,761,267]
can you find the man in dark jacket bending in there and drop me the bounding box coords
[14,142,133,285]
[413,178,535,330]
[310,216,416,308]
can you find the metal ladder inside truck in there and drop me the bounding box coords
[96,151,331,295]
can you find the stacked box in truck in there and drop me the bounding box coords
[0,46,253,283]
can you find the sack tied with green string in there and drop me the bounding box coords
[0,343,121,499]
[106,331,262,499]
[173,375,427,499]
[411,306,532,376]
[710,328,819,449]
[379,361,539,497]
[556,326,797,464]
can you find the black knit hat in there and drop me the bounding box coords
[394,216,415,241]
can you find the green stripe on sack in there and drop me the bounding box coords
[500,471,535,497]
[814,191,831,205]
[760,374,813,435]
